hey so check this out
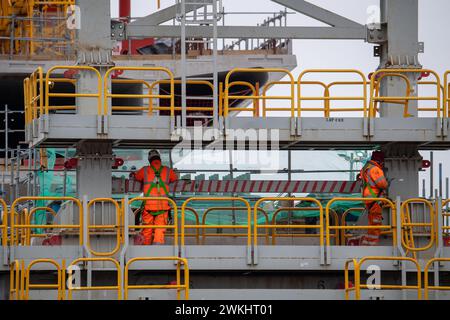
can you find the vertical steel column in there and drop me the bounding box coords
[379,0,420,118]
[379,0,422,200]
[75,0,114,200]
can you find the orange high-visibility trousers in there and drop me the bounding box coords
[141,211,169,245]
[366,201,383,244]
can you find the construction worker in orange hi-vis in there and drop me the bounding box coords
[356,150,389,246]
[131,150,178,245]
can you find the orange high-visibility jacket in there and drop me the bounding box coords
[360,160,388,198]
[134,160,178,212]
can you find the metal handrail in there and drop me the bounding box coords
[339,206,396,245]
[224,68,295,117]
[87,198,122,256]
[326,198,396,248]
[444,71,450,117]
[183,207,201,244]
[416,81,445,113]
[104,67,175,116]
[68,257,122,300]
[149,79,215,114]
[372,73,411,117]
[424,258,450,300]
[9,260,21,300]
[27,67,44,122]
[10,197,83,246]
[111,79,153,112]
[340,207,365,245]
[271,207,339,245]
[400,198,435,252]
[0,198,7,246]
[25,206,58,245]
[443,199,450,233]
[128,197,178,247]
[45,66,102,115]
[345,256,422,300]
[223,81,260,116]
[369,69,442,118]
[25,259,63,300]
[298,69,368,118]
[124,257,189,300]
[199,207,270,245]
[23,78,31,124]
[181,197,252,247]
[254,198,324,247]
[261,80,327,116]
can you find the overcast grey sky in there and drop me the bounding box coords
[110,0,450,196]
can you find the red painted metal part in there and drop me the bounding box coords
[114,178,362,194]
[118,0,155,55]
[119,0,131,21]
[422,160,431,169]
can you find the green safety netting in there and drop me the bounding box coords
[271,193,365,223]
[33,148,75,233]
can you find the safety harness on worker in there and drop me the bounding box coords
[361,161,386,210]
[143,164,170,215]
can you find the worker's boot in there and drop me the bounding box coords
[360,235,380,246]
[346,235,364,246]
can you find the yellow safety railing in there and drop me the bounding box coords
[400,198,435,253]
[128,197,178,247]
[183,207,201,244]
[25,206,58,245]
[124,257,189,300]
[262,80,326,116]
[271,207,339,245]
[181,197,252,247]
[24,67,44,123]
[369,69,442,118]
[222,81,260,116]
[224,68,295,117]
[149,79,215,114]
[111,79,153,112]
[417,81,445,114]
[200,207,269,245]
[9,260,22,300]
[10,197,83,246]
[326,198,396,247]
[444,71,450,117]
[23,78,31,125]
[45,66,103,115]
[0,198,8,246]
[25,259,64,300]
[254,198,324,247]
[340,206,395,245]
[87,198,122,256]
[345,256,422,300]
[67,258,121,300]
[372,73,412,117]
[424,258,450,300]
[298,69,368,118]
[104,67,175,117]
[443,199,450,236]
[12,208,26,246]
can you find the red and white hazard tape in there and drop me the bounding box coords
[115,178,360,194]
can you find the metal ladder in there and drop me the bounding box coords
[177,0,221,130]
